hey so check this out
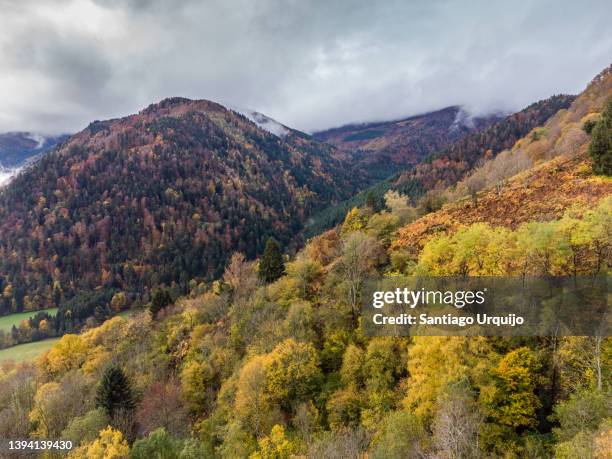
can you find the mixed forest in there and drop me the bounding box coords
[305,94,575,236]
[0,98,364,329]
[313,105,501,179]
[0,65,610,458]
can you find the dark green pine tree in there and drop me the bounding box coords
[366,191,377,210]
[95,365,135,419]
[150,288,173,318]
[258,237,285,283]
[589,97,612,175]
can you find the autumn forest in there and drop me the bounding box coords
[0,39,610,459]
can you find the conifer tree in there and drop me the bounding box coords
[259,238,285,283]
[366,191,377,210]
[589,98,612,175]
[150,288,172,318]
[95,365,135,419]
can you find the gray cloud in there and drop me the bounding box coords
[0,0,610,134]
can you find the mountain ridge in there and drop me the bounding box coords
[313,105,503,178]
[303,94,576,236]
[0,97,362,316]
[10,67,609,459]
[392,64,612,252]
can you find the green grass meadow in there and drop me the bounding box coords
[0,337,60,363]
[0,308,58,333]
[0,309,133,364]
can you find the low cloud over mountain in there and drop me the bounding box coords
[0,0,611,134]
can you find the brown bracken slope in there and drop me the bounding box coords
[393,65,612,253]
[392,153,612,252]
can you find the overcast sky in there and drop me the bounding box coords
[0,0,611,135]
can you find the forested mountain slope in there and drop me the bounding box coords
[0,98,362,315]
[392,94,576,198]
[0,65,610,459]
[393,65,612,251]
[305,93,576,236]
[393,153,612,251]
[314,105,501,179]
[3,108,609,458]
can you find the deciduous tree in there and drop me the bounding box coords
[69,426,129,459]
[432,384,483,459]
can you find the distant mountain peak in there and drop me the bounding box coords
[0,131,69,185]
[0,96,361,307]
[313,105,503,178]
[137,97,292,138]
[140,97,226,116]
[231,108,289,137]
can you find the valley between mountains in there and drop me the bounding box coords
[0,65,610,458]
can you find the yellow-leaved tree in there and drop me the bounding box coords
[234,354,281,437]
[480,347,546,452]
[38,334,89,378]
[403,337,495,420]
[69,426,129,459]
[250,424,301,459]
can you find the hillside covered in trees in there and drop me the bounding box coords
[0,66,609,458]
[392,94,576,197]
[0,98,364,319]
[304,93,576,236]
[314,106,501,179]
[394,65,612,251]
